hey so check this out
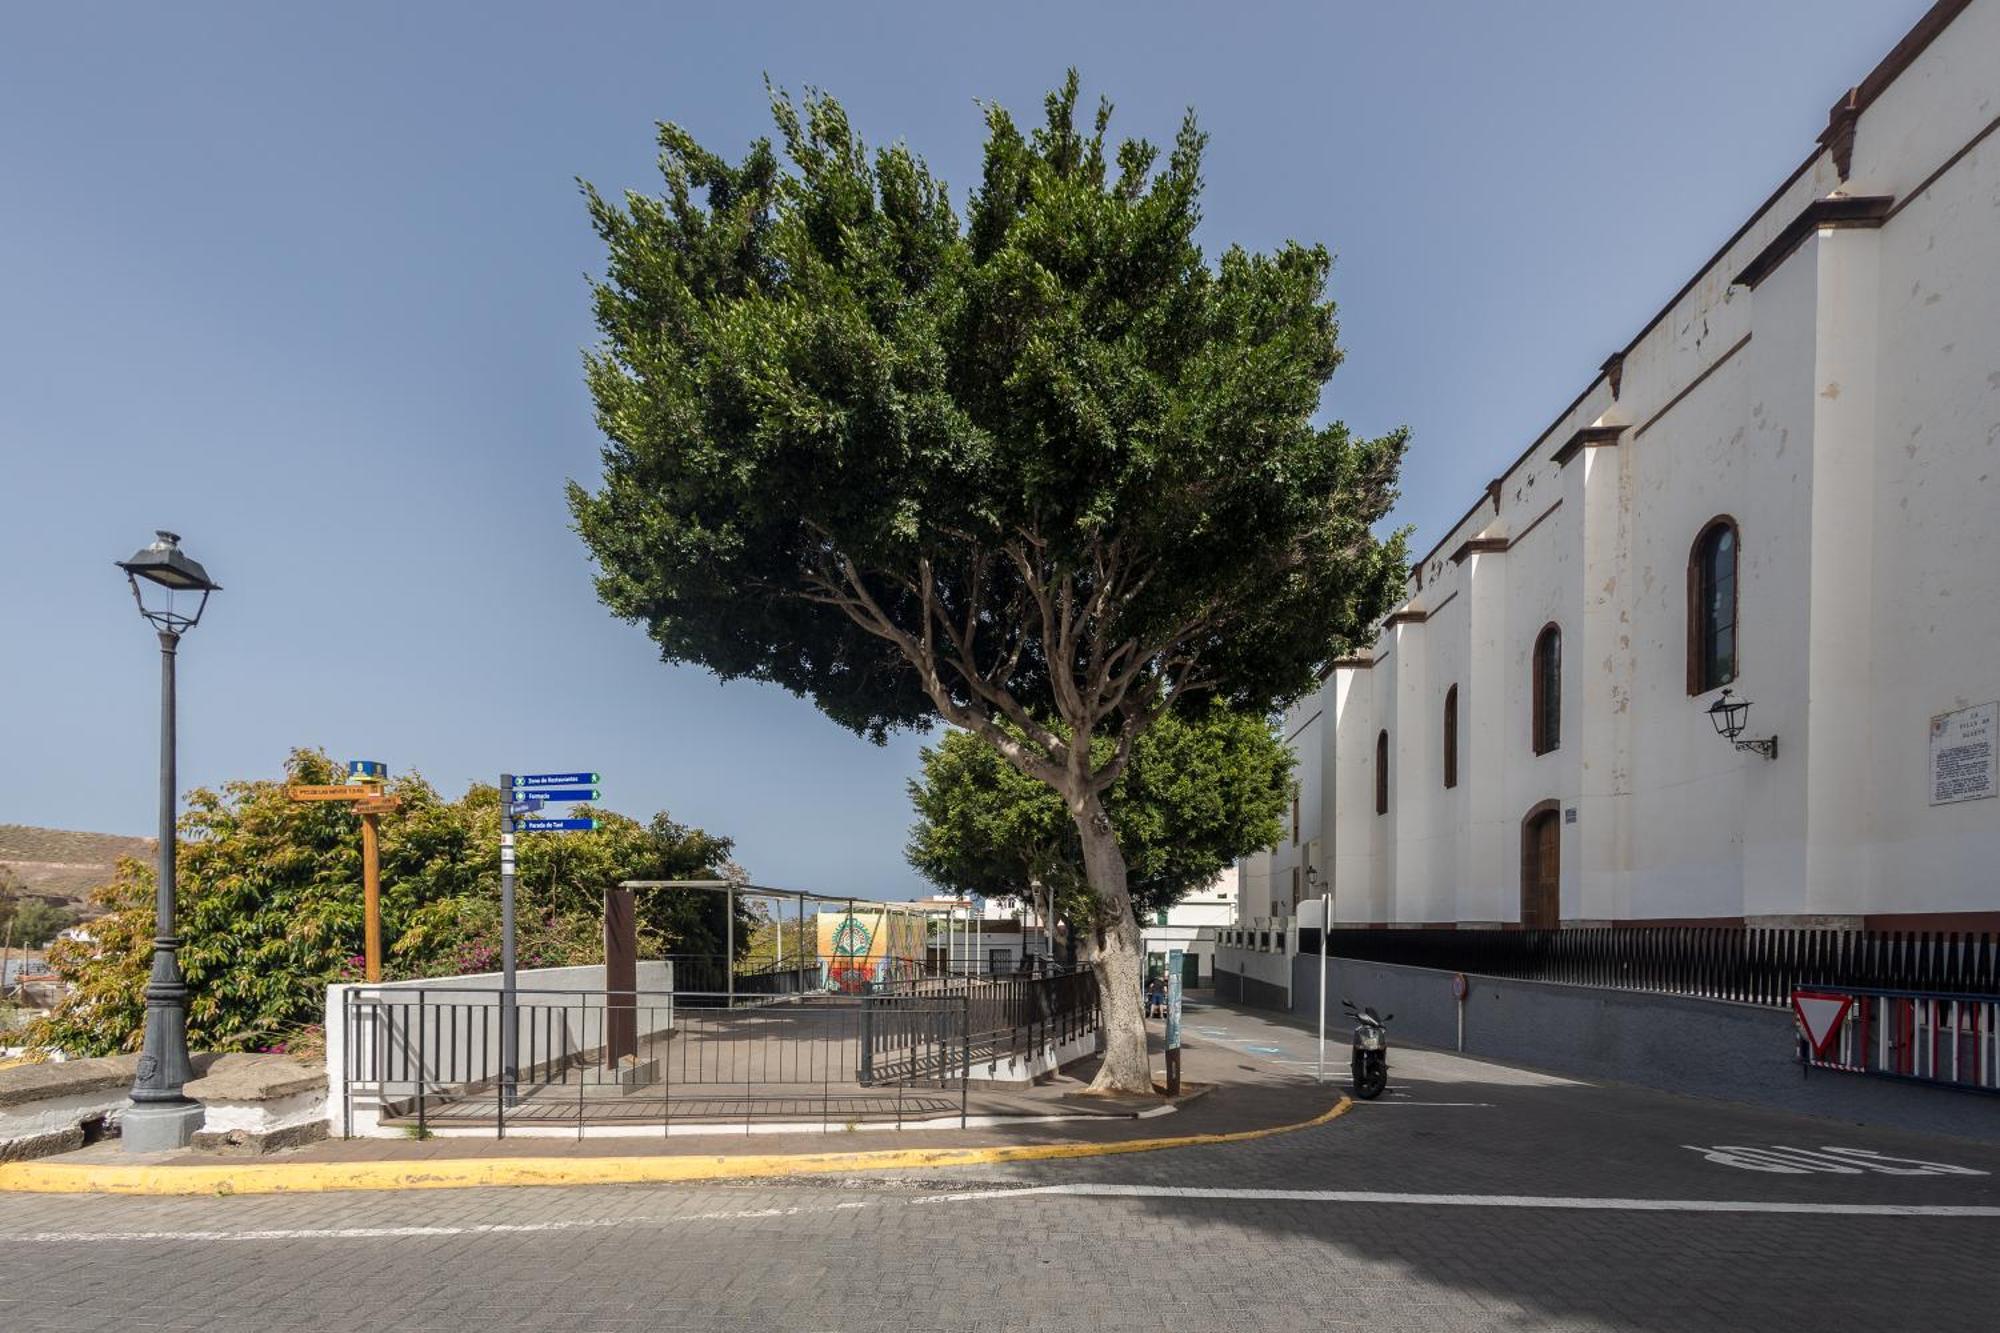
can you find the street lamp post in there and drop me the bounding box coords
[115,531,220,1153]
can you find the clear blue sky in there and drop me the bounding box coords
[0,0,1926,896]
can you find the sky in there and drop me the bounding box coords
[0,0,1931,897]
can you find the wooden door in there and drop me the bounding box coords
[1522,807,1560,929]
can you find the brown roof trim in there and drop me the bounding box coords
[1447,536,1508,566]
[1329,656,1373,671]
[1731,195,1894,289]
[1382,610,1428,629]
[1600,352,1625,400]
[1552,425,1625,468]
[1408,1,1957,582]
[1820,0,1975,178]
[1407,139,1811,579]
[1441,499,1563,568]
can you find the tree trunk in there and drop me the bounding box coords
[1073,792,1153,1094]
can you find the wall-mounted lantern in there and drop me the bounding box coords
[1706,688,1778,760]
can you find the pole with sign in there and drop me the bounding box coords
[498,770,602,1104]
[1164,947,1184,1095]
[499,773,517,1103]
[1317,892,1330,1083]
[285,762,397,982]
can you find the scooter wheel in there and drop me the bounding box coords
[1353,1061,1387,1100]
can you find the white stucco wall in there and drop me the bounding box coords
[1244,1,2000,929]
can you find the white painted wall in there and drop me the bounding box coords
[1244,2,2000,929]
[328,962,673,1137]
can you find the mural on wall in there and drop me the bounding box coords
[817,906,926,991]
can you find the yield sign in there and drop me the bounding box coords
[1792,990,1854,1056]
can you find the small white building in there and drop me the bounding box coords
[1245,0,2000,933]
[1142,866,1240,986]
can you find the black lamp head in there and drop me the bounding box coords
[118,531,220,632]
[1706,688,1751,741]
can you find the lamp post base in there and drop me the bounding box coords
[120,1100,205,1153]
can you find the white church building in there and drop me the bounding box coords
[1242,0,1999,935]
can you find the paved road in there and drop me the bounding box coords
[5,999,1997,1332]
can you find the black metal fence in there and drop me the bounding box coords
[341,968,1101,1138]
[660,955,826,1005]
[861,968,1099,1078]
[1305,927,2000,1007]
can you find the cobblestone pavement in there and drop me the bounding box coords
[4,1001,1996,1332]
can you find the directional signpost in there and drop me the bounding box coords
[498,770,602,1103]
[285,760,397,982]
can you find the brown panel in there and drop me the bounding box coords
[603,887,638,1069]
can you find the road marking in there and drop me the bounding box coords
[933,1184,2000,1217]
[0,1200,876,1245]
[0,1100,1355,1195]
[1684,1145,1991,1176]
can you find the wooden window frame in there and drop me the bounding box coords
[1443,685,1459,789]
[1375,730,1389,815]
[1686,515,1741,696]
[1531,623,1562,756]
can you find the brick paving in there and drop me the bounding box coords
[4,1000,1997,1331]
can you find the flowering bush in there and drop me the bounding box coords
[31,748,742,1057]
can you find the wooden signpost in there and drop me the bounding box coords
[285,762,399,982]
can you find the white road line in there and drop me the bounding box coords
[926,1184,2000,1217]
[0,1199,874,1245]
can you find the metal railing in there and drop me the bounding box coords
[861,968,1099,1077]
[1298,926,2000,1009]
[1803,988,2000,1093]
[659,955,826,1005]
[340,968,1101,1138]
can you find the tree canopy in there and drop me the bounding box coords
[907,702,1292,926]
[573,73,1406,1089]
[31,749,742,1059]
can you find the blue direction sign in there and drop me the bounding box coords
[504,796,547,817]
[505,817,598,833]
[516,787,598,802]
[512,772,599,789]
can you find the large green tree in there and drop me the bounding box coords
[907,703,1292,936]
[573,74,1405,1090]
[32,749,742,1058]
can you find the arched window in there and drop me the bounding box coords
[1443,686,1459,789]
[1532,624,1561,755]
[1375,730,1389,815]
[1688,518,1739,694]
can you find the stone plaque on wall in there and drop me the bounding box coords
[1929,702,1997,805]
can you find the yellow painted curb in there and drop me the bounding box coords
[0,1097,1353,1197]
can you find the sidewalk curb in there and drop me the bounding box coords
[0,1098,1353,1197]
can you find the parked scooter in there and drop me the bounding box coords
[1341,999,1392,1099]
